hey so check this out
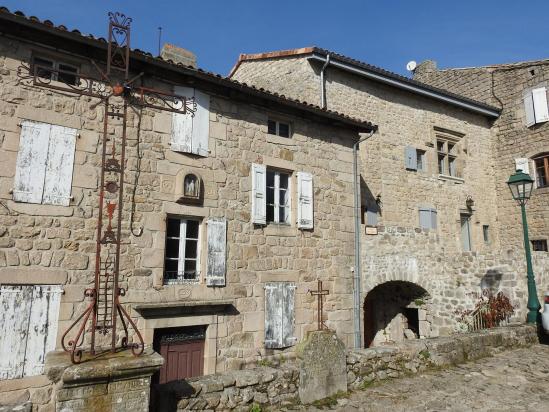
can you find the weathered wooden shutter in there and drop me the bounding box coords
[171,86,194,153]
[192,89,210,157]
[0,285,62,379]
[532,87,549,123]
[206,217,227,286]
[264,282,296,348]
[515,158,530,175]
[297,172,314,229]
[251,163,266,225]
[430,209,438,230]
[42,125,77,206]
[13,120,50,204]
[171,87,210,156]
[405,146,418,170]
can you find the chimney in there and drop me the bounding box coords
[160,43,197,68]
[414,60,437,76]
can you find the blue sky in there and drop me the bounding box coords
[4,1,548,77]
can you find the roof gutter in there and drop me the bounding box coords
[309,53,500,118]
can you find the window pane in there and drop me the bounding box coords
[266,204,275,222]
[268,120,277,135]
[185,239,198,259]
[416,150,425,171]
[266,171,275,187]
[186,220,199,239]
[279,188,288,206]
[449,157,457,177]
[279,207,289,224]
[279,173,289,189]
[448,143,455,154]
[437,141,445,152]
[483,225,489,243]
[164,259,178,274]
[166,218,180,238]
[34,57,53,79]
[58,64,78,85]
[184,260,197,278]
[278,122,290,138]
[438,154,445,174]
[266,187,275,205]
[165,239,180,259]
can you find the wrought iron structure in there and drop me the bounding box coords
[17,12,196,363]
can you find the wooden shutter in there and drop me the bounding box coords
[13,120,50,204]
[42,125,77,206]
[532,87,549,123]
[171,86,194,153]
[419,208,431,229]
[192,89,210,157]
[264,282,296,348]
[405,146,417,170]
[515,158,530,175]
[524,90,536,127]
[366,209,378,226]
[251,163,266,225]
[0,285,61,379]
[23,286,62,376]
[430,209,437,230]
[297,172,314,229]
[206,217,227,286]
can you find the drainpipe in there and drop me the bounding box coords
[319,54,331,109]
[353,128,376,348]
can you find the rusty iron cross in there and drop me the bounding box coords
[309,279,329,330]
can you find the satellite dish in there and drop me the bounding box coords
[406,60,417,72]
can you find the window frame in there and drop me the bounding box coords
[533,154,549,188]
[532,239,548,252]
[416,149,427,172]
[266,169,292,225]
[31,55,79,86]
[482,225,490,245]
[436,137,459,177]
[267,119,291,138]
[163,216,202,285]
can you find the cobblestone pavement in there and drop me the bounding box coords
[305,344,549,411]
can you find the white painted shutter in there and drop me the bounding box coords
[405,146,417,170]
[206,217,227,286]
[297,172,314,229]
[171,87,210,157]
[192,89,210,157]
[13,120,50,204]
[532,87,549,123]
[23,286,62,376]
[171,86,194,153]
[281,283,296,347]
[515,158,530,175]
[366,209,378,226]
[264,282,296,348]
[251,163,267,225]
[42,125,77,206]
[419,208,431,229]
[524,90,535,127]
[0,285,62,379]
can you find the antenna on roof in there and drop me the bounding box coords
[406,60,417,73]
[157,26,162,56]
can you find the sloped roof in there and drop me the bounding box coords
[230,47,501,118]
[0,7,376,133]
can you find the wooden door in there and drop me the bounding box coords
[155,327,205,384]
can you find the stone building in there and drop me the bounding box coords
[231,47,549,346]
[0,9,376,405]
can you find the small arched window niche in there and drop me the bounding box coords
[177,172,202,204]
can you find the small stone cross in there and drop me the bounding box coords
[309,279,329,330]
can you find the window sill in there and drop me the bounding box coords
[266,134,295,145]
[534,186,549,194]
[264,224,296,237]
[438,174,464,184]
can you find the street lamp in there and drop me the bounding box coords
[507,169,540,324]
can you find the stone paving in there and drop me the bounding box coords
[304,344,549,411]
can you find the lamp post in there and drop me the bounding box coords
[507,169,540,324]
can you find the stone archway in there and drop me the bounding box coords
[363,281,430,348]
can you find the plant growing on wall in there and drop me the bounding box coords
[455,290,515,332]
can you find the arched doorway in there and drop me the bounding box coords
[363,281,430,348]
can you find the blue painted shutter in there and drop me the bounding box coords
[405,146,417,170]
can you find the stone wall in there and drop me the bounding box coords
[0,33,361,387]
[160,325,537,411]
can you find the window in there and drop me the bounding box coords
[483,225,490,244]
[460,213,472,251]
[404,146,425,171]
[164,217,201,284]
[268,119,291,138]
[437,138,459,177]
[532,240,548,252]
[0,285,62,379]
[32,56,79,85]
[264,282,296,348]
[524,87,549,127]
[534,154,549,188]
[266,170,291,224]
[419,207,437,230]
[13,120,77,206]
